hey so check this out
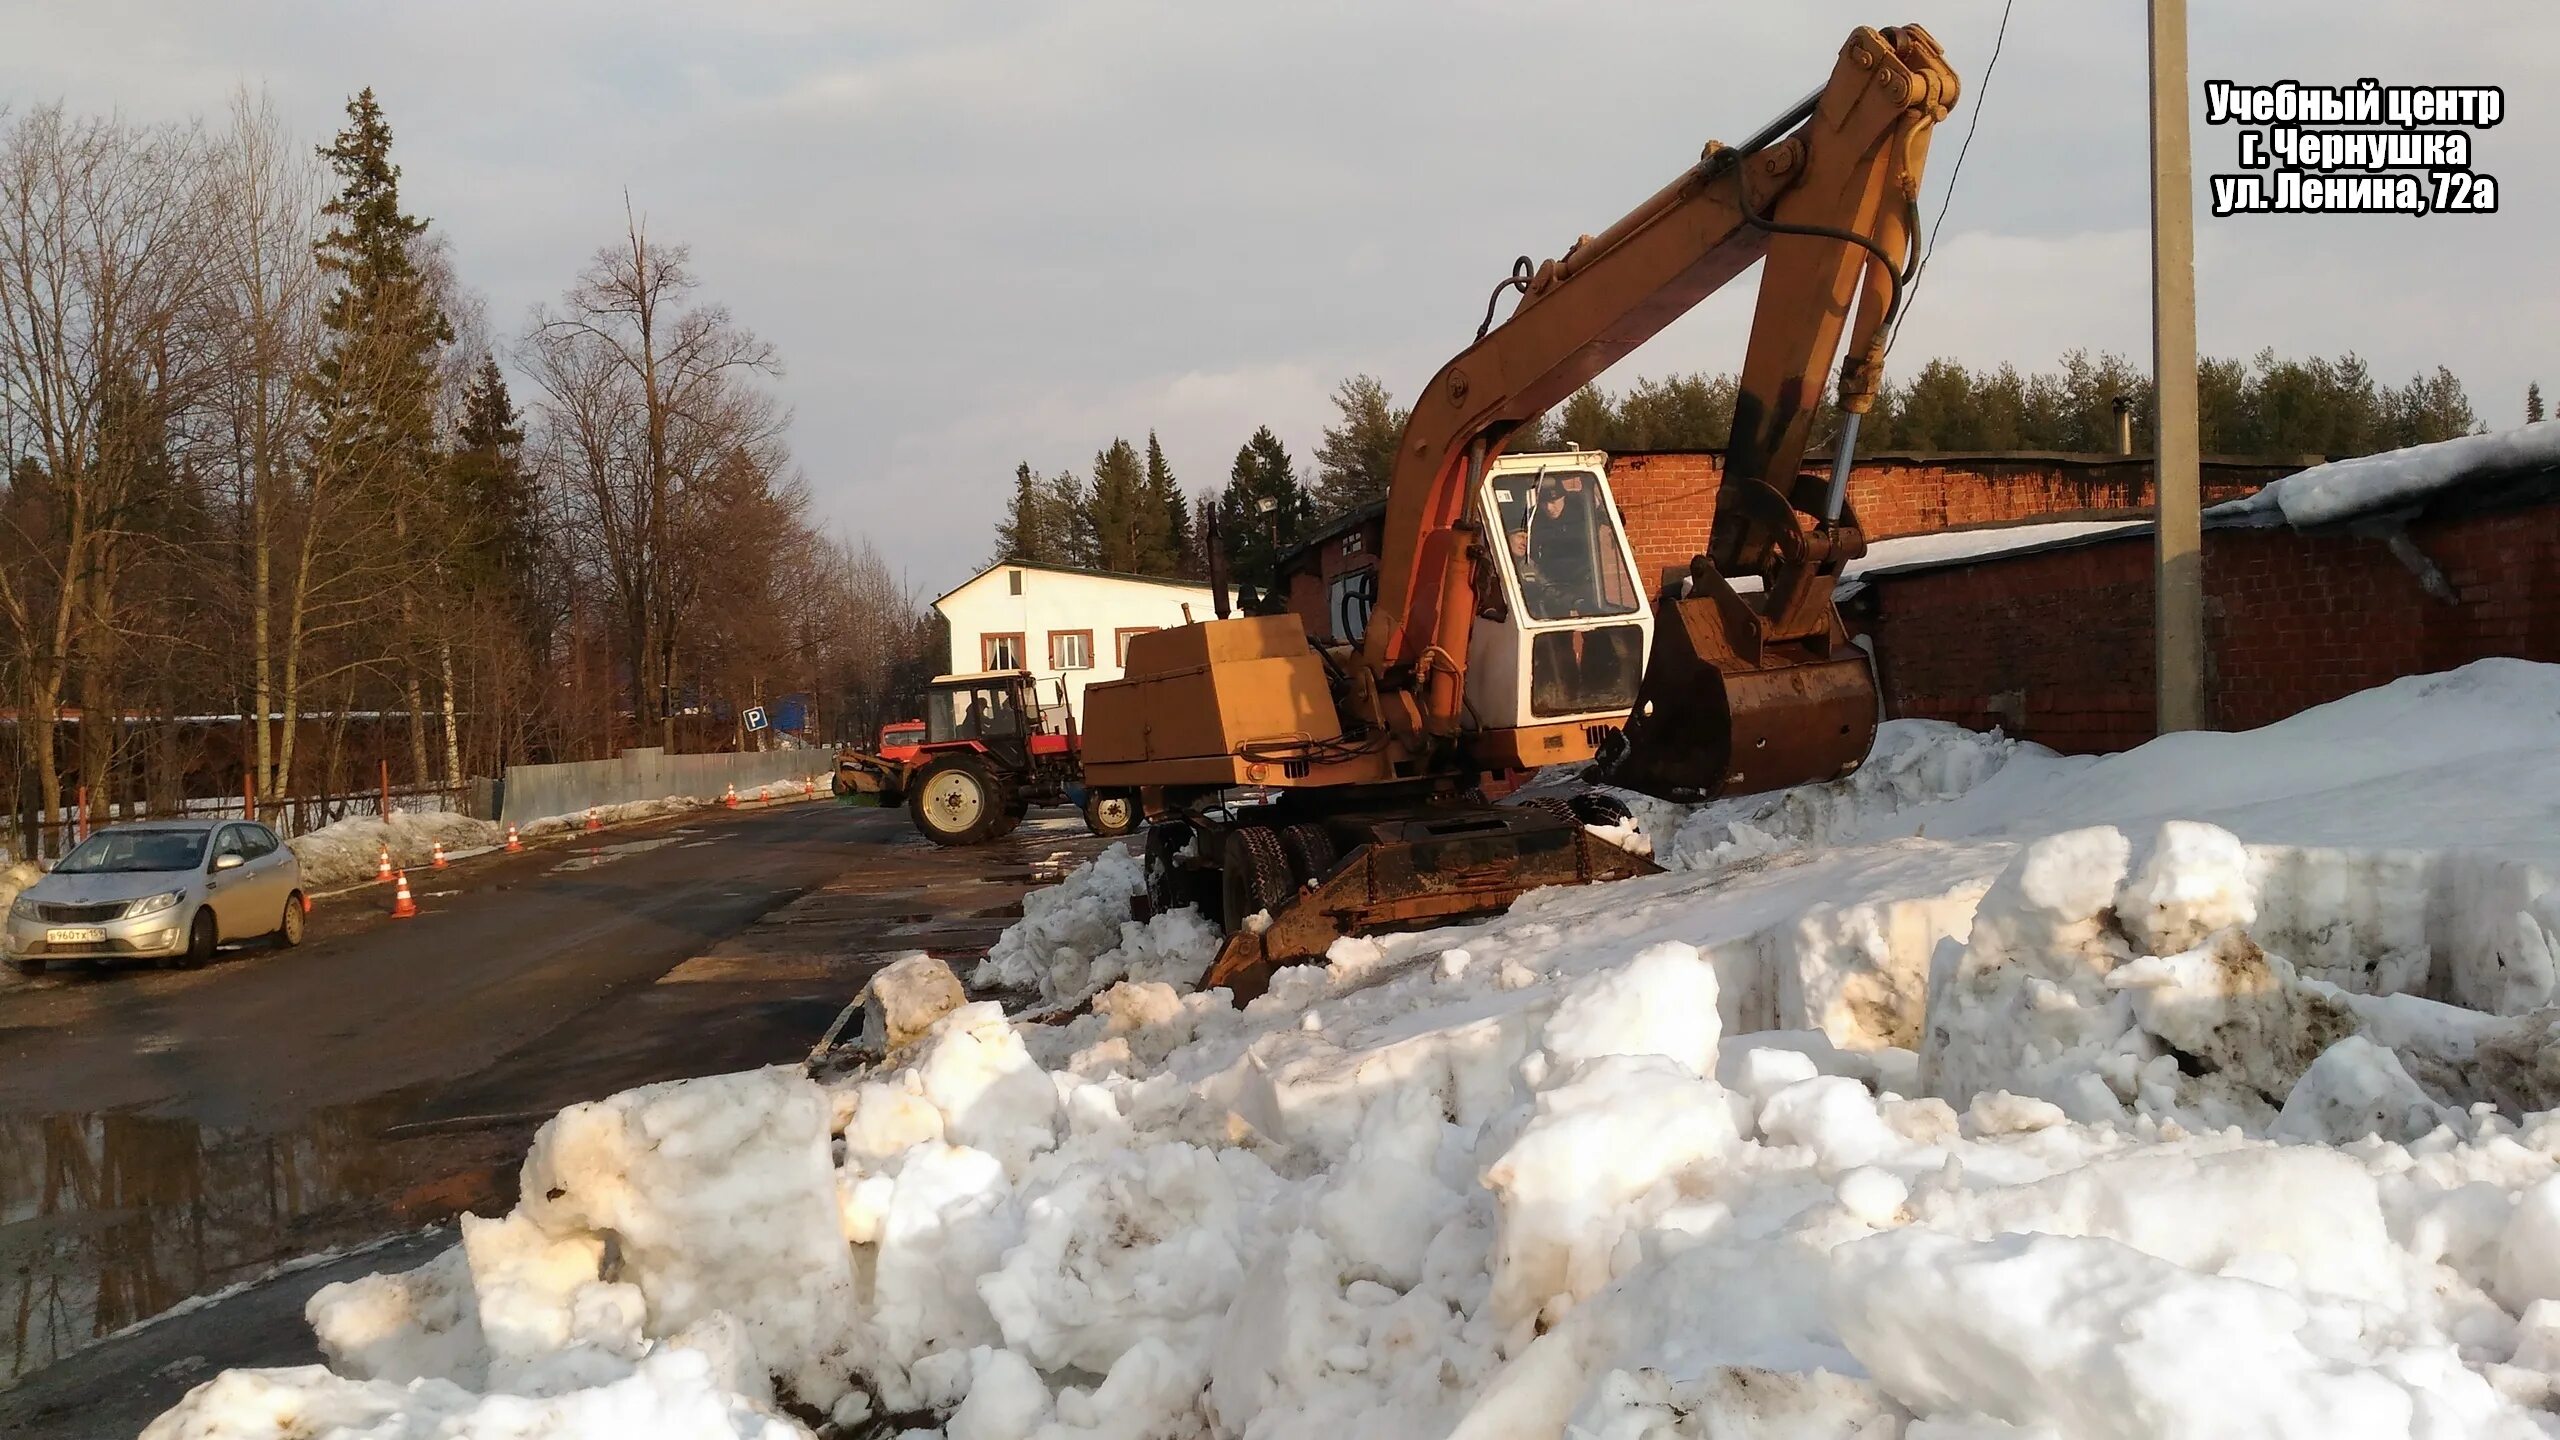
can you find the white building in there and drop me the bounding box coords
[931,562,1219,721]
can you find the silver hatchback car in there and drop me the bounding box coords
[5,818,305,975]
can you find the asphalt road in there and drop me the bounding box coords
[0,799,884,1124]
[0,797,1108,1433]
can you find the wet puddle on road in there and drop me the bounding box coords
[0,1101,508,1386]
[550,837,682,872]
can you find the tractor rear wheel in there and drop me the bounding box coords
[909,755,1007,846]
[1083,790,1138,839]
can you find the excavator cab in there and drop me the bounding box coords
[1465,452,1654,733]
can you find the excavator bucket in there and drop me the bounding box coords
[1597,572,1879,804]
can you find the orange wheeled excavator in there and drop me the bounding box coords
[1081,24,1960,1000]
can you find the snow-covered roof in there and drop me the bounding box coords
[2207,421,2560,531]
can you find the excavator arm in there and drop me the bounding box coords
[1352,24,1957,798]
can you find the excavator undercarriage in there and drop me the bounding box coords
[1080,23,1959,1003]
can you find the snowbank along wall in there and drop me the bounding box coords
[499,747,827,826]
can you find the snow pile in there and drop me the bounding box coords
[971,844,1222,1007]
[2212,419,2560,530]
[289,810,505,889]
[139,662,2560,1439]
[517,795,707,838]
[1601,718,2048,873]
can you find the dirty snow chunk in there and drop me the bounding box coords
[137,1343,802,1440]
[1482,1055,1744,1332]
[979,1139,1281,1374]
[863,954,970,1056]
[517,1068,857,1408]
[2109,928,2359,1106]
[973,844,1145,993]
[287,810,501,890]
[2116,821,2257,955]
[1540,940,1721,1077]
[916,1002,1061,1167]
[2495,1175,2560,1313]
[1565,1364,1910,1440]
[309,1243,487,1386]
[1915,1145,2402,1306]
[459,1212,646,1394]
[943,1347,1050,1440]
[1833,1230,2537,1439]
[869,1142,1019,1376]
[2274,1035,2459,1145]
[1313,1085,1464,1288]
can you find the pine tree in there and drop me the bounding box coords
[1044,469,1095,567]
[1085,437,1167,572]
[312,88,451,484]
[1556,387,1618,450]
[1145,432,1195,577]
[991,462,1048,564]
[312,87,452,787]
[448,357,539,615]
[1215,426,1311,592]
[2530,382,2546,426]
[1311,374,1409,520]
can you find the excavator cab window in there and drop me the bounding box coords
[1487,470,1640,623]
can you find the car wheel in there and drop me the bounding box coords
[175,909,218,969]
[276,893,306,948]
[907,756,1006,847]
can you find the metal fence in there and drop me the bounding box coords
[11,783,471,863]
[496,746,829,827]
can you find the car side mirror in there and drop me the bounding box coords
[213,853,245,872]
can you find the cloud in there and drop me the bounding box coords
[3,0,2551,592]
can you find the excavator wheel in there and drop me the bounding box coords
[1277,822,1339,888]
[1083,789,1139,839]
[909,754,1006,846]
[1219,826,1293,933]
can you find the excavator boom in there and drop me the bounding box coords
[1355,24,1956,798]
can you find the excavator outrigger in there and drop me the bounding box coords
[1081,24,1959,1000]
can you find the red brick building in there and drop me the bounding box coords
[1848,466,2560,754]
[1606,449,2309,591]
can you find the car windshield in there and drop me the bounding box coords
[55,829,209,874]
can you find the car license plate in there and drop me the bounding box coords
[45,927,105,945]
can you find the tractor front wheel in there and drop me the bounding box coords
[908,756,1008,846]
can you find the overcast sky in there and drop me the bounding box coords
[6,1,2550,593]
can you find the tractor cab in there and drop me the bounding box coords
[921,670,1074,766]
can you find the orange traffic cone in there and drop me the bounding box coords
[724,783,740,809]
[390,870,418,919]
[803,777,815,799]
[505,823,523,853]
[585,806,602,833]
[376,845,394,884]
[431,840,448,869]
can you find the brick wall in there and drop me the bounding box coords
[1855,498,2560,754]
[1609,450,2304,590]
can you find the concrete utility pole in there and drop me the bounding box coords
[2150,0,2206,732]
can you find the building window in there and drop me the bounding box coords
[1049,630,1094,670]
[1113,626,1157,666]
[1007,569,1024,596]
[982,633,1025,669]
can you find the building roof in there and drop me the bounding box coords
[1277,500,1388,573]
[932,560,1215,610]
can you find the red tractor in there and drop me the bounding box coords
[900,670,1136,845]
